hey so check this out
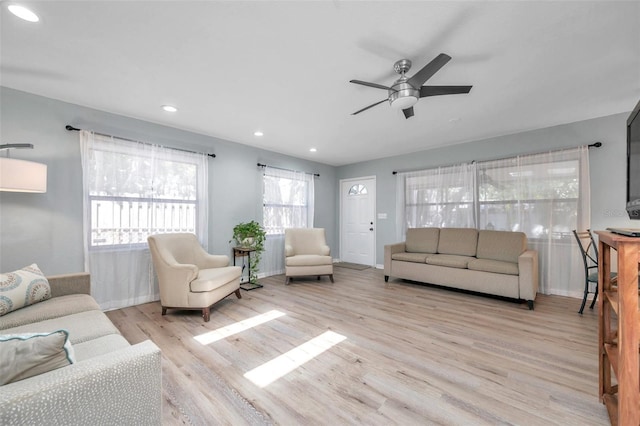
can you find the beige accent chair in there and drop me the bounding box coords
[148,233,242,322]
[284,228,334,285]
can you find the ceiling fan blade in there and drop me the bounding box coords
[407,53,451,88]
[402,107,414,119]
[352,99,388,115]
[420,85,472,97]
[350,80,392,91]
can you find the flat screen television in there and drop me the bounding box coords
[626,98,640,219]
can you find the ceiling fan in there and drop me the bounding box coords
[350,53,472,119]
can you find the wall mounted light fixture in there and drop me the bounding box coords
[0,144,47,193]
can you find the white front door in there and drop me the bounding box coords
[340,177,376,266]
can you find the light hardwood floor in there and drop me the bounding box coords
[106,266,609,425]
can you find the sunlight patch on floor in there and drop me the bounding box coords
[194,309,286,345]
[244,330,347,388]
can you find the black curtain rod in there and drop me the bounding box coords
[391,141,603,175]
[65,125,216,158]
[257,162,320,177]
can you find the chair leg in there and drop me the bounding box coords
[578,278,589,314]
[589,282,598,309]
[203,308,210,322]
[235,289,242,299]
[329,274,334,283]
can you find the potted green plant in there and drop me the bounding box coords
[231,220,266,285]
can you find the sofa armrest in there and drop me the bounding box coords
[518,249,539,302]
[384,242,406,277]
[0,340,162,425]
[320,245,331,256]
[47,272,91,298]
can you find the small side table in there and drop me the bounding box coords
[233,246,263,291]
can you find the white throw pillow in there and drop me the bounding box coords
[0,330,76,385]
[0,264,51,316]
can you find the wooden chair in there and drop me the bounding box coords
[573,229,616,314]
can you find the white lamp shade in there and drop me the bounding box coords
[0,157,47,193]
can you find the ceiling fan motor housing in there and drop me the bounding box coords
[389,79,419,109]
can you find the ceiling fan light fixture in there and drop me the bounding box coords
[390,95,419,110]
[389,80,420,110]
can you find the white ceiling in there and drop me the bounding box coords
[2,1,639,166]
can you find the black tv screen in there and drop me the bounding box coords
[626,99,640,219]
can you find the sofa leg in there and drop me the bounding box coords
[527,300,534,310]
[285,276,290,285]
[317,276,321,280]
[203,308,210,322]
[384,275,389,282]
[161,307,167,316]
[235,289,242,299]
[329,274,334,283]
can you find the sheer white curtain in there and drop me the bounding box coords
[478,147,590,295]
[262,167,315,276]
[395,163,475,241]
[80,131,208,310]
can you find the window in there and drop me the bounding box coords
[83,133,207,249]
[478,157,580,239]
[348,184,367,195]
[262,168,314,235]
[402,163,476,230]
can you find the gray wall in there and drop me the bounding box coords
[0,87,337,274]
[1,86,634,274]
[337,112,633,265]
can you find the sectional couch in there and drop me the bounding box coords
[0,272,162,425]
[384,227,539,309]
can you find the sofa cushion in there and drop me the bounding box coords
[468,258,519,276]
[2,310,121,345]
[476,230,527,263]
[190,266,242,292]
[0,330,75,385]
[0,264,51,317]
[391,252,431,263]
[437,228,478,256]
[0,294,100,331]
[285,255,333,267]
[405,228,440,253]
[426,254,474,269]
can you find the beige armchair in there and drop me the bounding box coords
[148,233,242,322]
[284,228,334,285]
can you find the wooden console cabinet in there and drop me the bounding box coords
[596,230,640,425]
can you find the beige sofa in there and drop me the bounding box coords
[0,273,162,425]
[384,228,539,309]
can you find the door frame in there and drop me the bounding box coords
[339,176,377,266]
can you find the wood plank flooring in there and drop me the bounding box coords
[106,267,609,425]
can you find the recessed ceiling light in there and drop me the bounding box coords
[309,148,317,153]
[161,105,177,113]
[254,131,264,137]
[8,5,39,22]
